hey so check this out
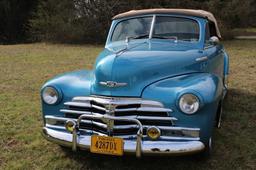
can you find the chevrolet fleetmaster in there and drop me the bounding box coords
[41,9,229,157]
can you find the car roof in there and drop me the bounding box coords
[113,8,221,38]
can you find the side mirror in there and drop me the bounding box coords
[209,36,219,45]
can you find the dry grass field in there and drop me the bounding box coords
[0,40,255,170]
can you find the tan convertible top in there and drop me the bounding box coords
[113,9,221,38]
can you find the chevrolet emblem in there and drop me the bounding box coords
[100,81,127,88]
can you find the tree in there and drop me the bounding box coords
[0,0,38,44]
[2,0,255,43]
[30,0,81,43]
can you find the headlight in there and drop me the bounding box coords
[42,87,59,105]
[179,93,200,114]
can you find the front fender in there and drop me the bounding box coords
[41,70,93,118]
[142,73,223,143]
[223,49,229,76]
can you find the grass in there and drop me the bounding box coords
[233,28,256,33]
[0,40,256,170]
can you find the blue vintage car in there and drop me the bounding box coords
[41,9,229,157]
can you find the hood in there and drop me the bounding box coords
[91,40,206,97]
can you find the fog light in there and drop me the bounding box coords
[147,126,161,140]
[65,120,76,133]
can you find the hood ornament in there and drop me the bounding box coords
[100,81,127,88]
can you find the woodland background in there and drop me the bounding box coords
[0,0,256,44]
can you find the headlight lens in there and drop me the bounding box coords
[179,94,200,114]
[42,87,59,105]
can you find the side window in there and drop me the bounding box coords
[205,21,217,46]
[205,22,211,45]
[209,21,217,37]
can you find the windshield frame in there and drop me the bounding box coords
[107,14,202,45]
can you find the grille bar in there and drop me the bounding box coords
[60,109,177,121]
[64,103,173,112]
[45,115,200,140]
[45,114,200,140]
[72,96,164,107]
[60,96,183,138]
[45,115,199,132]
[65,101,172,112]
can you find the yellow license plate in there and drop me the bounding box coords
[90,135,124,156]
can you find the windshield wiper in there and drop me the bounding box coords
[116,41,147,56]
[125,34,149,43]
[151,35,169,39]
[152,35,178,41]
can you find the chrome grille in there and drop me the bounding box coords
[60,96,176,137]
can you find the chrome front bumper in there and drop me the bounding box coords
[42,127,204,155]
[42,127,204,156]
[42,113,205,157]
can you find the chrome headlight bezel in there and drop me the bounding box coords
[178,93,200,114]
[41,86,62,105]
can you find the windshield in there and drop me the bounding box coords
[111,17,152,42]
[111,16,200,42]
[153,16,199,41]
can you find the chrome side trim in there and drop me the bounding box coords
[195,56,208,62]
